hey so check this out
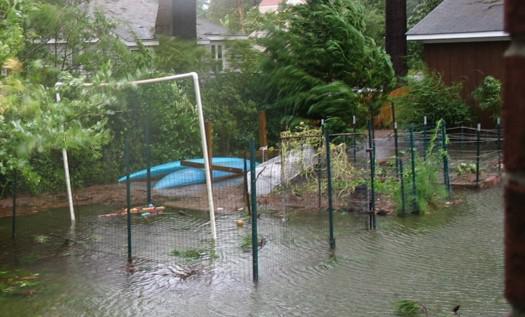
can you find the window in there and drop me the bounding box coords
[211,44,224,72]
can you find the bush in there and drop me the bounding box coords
[472,75,502,120]
[394,72,471,127]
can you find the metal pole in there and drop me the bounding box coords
[423,116,428,159]
[476,123,481,186]
[62,148,76,223]
[460,125,465,154]
[250,141,258,283]
[191,73,217,241]
[317,153,322,210]
[394,121,400,178]
[352,115,357,162]
[125,135,132,262]
[11,170,17,239]
[497,117,502,175]
[368,120,376,229]
[145,112,152,206]
[55,92,76,224]
[205,121,214,181]
[441,122,451,197]
[243,152,251,215]
[409,128,419,214]
[399,158,406,216]
[324,127,336,249]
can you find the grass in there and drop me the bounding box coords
[241,235,252,251]
[169,248,206,260]
[0,269,40,297]
[394,300,422,317]
[241,234,264,252]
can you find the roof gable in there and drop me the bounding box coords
[407,0,506,41]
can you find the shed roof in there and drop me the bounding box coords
[407,0,508,43]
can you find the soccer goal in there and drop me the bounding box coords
[55,73,217,242]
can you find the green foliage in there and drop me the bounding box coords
[21,2,146,82]
[396,122,447,215]
[408,0,442,28]
[240,233,263,252]
[394,73,471,127]
[455,162,476,176]
[206,0,257,32]
[0,268,40,297]
[260,0,394,130]
[406,0,443,68]
[472,75,502,120]
[154,36,213,74]
[203,73,259,153]
[394,299,423,317]
[0,69,114,191]
[169,248,206,260]
[0,0,35,65]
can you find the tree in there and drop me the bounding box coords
[0,0,35,66]
[0,0,125,193]
[259,0,394,130]
[472,76,502,120]
[408,0,442,27]
[207,0,259,32]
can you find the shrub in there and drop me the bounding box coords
[394,72,471,127]
[472,75,502,120]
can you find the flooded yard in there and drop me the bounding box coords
[0,187,507,316]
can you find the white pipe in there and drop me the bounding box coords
[191,73,217,241]
[55,92,76,224]
[55,72,217,240]
[62,148,76,223]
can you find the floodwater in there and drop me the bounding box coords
[0,187,508,316]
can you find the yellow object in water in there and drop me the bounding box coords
[236,219,245,227]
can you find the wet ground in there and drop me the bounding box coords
[0,187,508,316]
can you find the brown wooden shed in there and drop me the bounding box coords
[406,0,509,126]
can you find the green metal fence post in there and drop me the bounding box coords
[324,127,336,249]
[367,120,376,229]
[317,152,322,210]
[145,113,152,206]
[394,121,400,178]
[352,115,357,162]
[11,170,17,239]
[497,117,502,175]
[250,141,259,283]
[125,134,132,263]
[409,128,419,214]
[441,122,451,198]
[476,123,481,186]
[243,152,251,215]
[399,158,406,216]
[423,116,428,159]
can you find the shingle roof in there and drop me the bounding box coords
[407,0,504,36]
[197,17,231,41]
[88,1,243,44]
[88,0,158,42]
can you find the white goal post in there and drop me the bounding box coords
[55,72,217,241]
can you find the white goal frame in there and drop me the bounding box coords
[56,72,217,240]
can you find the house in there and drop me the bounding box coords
[258,0,305,13]
[89,0,248,70]
[406,0,509,124]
